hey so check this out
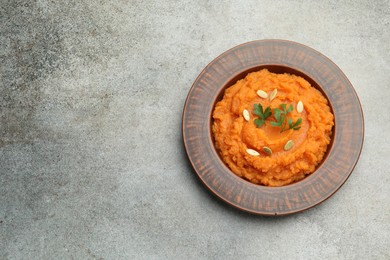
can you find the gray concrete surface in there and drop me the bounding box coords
[1,0,389,259]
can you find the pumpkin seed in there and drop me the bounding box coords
[297,100,304,113]
[256,90,268,99]
[284,140,294,151]
[263,146,272,155]
[246,149,260,156]
[243,109,250,121]
[270,88,277,101]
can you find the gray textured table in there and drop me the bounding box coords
[1,1,389,259]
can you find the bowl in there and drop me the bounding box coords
[182,40,364,216]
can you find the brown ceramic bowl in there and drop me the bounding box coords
[182,40,364,216]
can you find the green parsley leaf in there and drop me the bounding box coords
[274,108,282,121]
[253,104,272,127]
[253,104,263,117]
[263,107,271,119]
[293,118,302,127]
[288,118,293,128]
[270,121,282,127]
[287,104,293,113]
[254,118,265,127]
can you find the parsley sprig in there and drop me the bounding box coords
[253,104,272,127]
[253,103,302,132]
[270,104,302,132]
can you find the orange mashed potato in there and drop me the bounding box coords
[212,69,334,186]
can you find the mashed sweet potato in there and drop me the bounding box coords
[212,69,334,186]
